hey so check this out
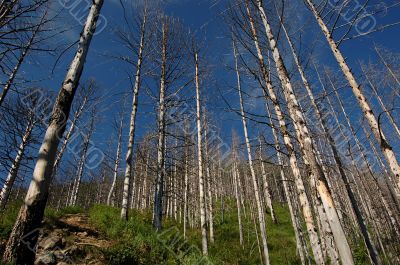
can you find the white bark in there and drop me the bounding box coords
[2,1,104,263]
[244,2,324,263]
[107,118,123,206]
[0,11,43,107]
[69,116,95,206]
[254,2,354,263]
[264,100,307,265]
[281,20,380,264]
[361,64,400,140]
[153,20,167,230]
[305,0,400,193]
[52,89,89,176]
[194,52,208,255]
[204,126,215,243]
[233,41,270,265]
[258,138,276,223]
[0,118,34,209]
[232,164,244,247]
[121,10,147,220]
[183,119,189,239]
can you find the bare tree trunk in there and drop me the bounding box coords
[0,11,43,107]
[264,101,307,265]
[194,52,208,255]
[121,9,147,220]
[243,2,324,263]
[258,137,277,223]
[204,125,215,243]
[361,122,400,211]
[305,0,400,192]
[232,164,244,247]
[183,118,190,239]
[361,64,400,140]
[153,20,167,230]
[69,114,95,206]
[52,83,92,176]
[250,199,264,264]
[0,0,18,26]
[107,118,123,206]
[2,1,104,263]
[375,47,400,87]
[321,82,396,258]
[254,2,354,263]
[326,74,400,238]
[280,20,381,264]
[233,41,270,265]
[0,118,34,209]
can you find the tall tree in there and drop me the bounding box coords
[233,40,270,265]
[120,5,148,220]
[2,1,104,263]
[253,0,354,263]
[194,50,208,255]
[304,0,400,193]
[277,10,381,263]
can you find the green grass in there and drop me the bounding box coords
[86,201,300,265]
[0,200,22,239]
[0,201,300,264]
[0,198,386,265]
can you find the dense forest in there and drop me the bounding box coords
[0,0,400,264]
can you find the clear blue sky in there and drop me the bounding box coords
[19,0,400,178]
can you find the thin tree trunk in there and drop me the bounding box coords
[361,64,400,140]
[233,41,270,265]
[305,0,400,192]
[244,2,324,263]
[258,137,277,223]
[107,118,123,206]
[52,89,89,176]
[183,118,190,239]
[0,11,44,107]
[121,10,147,220]
[232,164,244,247]
[375,47,400,87]
[194,51,208,255]
[264,101,307,265]
[0,118,34,209]
[326,74,400,238]
[153,20,167,230]
[321,82,395,256]
[280,19,381,264]
[69,116,95,206]
[204,126,215,243]
[2,1,104,263]
[254,2,354,263]
[361,122,400,212]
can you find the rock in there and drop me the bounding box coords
[53,250,66,260]
[62,245,80,257]
[40,235,62,250]
[76,231,88,237]
[54,249,75,265]
[35,252,56,265]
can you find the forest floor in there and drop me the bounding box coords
[35,213,113,265]
[0,201,303,265]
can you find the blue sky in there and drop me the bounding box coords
[16,0,400,179]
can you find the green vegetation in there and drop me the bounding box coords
[88,202,300,265]
[0,201,300,264]
[1,200,376,264]
[0,200,22,239]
